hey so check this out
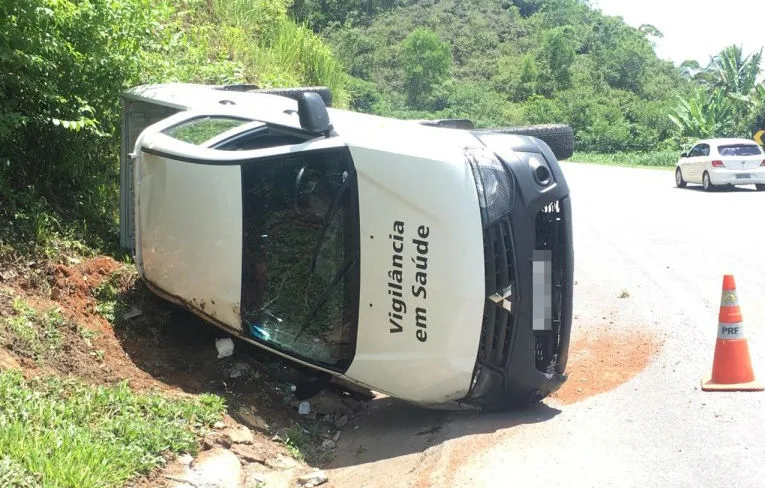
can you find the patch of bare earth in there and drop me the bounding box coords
[552,328,663,405]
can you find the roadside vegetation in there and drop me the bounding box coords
[0,370,224,488]
[572,151,678,169]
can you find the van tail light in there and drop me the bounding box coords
[712,160,725,168]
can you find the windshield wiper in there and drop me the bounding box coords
[295,251,359,340]
[308,170,355,273]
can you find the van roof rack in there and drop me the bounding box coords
[216,84,333,107]
[418,119,475,130]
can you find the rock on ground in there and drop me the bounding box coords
[169,448,243,488]
[225,425,255,445]
[298,470,328,487]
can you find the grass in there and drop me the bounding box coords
[282,424,333,465]
[2,298,65,360]
[570,151,678,170]
[246,18,349,106]
[0,455,40,488]
[92,266,138,325]
[0,370,225,488]
[283,425,310,461]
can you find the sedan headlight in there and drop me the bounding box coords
[466,146,514,226]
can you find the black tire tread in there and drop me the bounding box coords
[488,124,575,161]
[675,168,687,188]
[703,171,715,192]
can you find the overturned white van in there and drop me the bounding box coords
[119,83,574,409]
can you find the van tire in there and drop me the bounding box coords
[488,124,575,161]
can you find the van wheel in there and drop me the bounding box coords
[675,168,687,188]
[756,184,765,191]
[485,124,575,161]
[702,172,715,192]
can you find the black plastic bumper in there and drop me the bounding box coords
[464,134,574,409]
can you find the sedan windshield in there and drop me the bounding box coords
[240,149,359,370]
[717,144,763,156]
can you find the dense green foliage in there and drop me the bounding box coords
[296,0,691,153]
[0,0,348,256]
[670,45,765,140]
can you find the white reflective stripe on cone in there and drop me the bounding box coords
[718,322,745,340]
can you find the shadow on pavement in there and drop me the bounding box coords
[328,396,561,469]
[681,185,760,193]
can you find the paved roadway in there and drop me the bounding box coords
[326,162,765,488]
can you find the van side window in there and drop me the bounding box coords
[163,116,248,145]
[213,126,311,151]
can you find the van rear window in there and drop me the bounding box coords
[717,144,763,156]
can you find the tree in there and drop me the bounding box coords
[400,28,452,109]
[707,45,762,96]
[678,60,701,78]
[538,27,575,93]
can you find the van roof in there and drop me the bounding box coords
[122,83,297,112]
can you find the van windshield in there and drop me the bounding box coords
[240,148,359,370]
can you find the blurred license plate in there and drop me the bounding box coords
[533,250,552,331]
[736,174,751,179]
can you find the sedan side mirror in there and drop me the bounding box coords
[680,152,688,158]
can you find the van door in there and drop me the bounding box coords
[133,110,360,371]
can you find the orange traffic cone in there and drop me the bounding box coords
[702,274,763,391]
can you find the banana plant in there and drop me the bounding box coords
[668,87,735,138]
[708,45,762,97]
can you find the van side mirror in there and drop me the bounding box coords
[298,92,332,136]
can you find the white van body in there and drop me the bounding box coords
[120,83,574,409]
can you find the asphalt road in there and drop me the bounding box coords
[325,162,765,488]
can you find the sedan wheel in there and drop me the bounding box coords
[675,168,687,188]
[702,172,715,192]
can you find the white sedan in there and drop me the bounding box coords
[675,138,765,191]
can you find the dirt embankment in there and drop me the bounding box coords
[0,256,370,487]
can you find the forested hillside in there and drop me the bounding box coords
[292,0,690,153]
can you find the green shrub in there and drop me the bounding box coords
[0,0,162,251]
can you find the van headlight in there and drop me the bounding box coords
[466,146,514,225]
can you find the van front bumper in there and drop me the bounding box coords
[463,134,574,409]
